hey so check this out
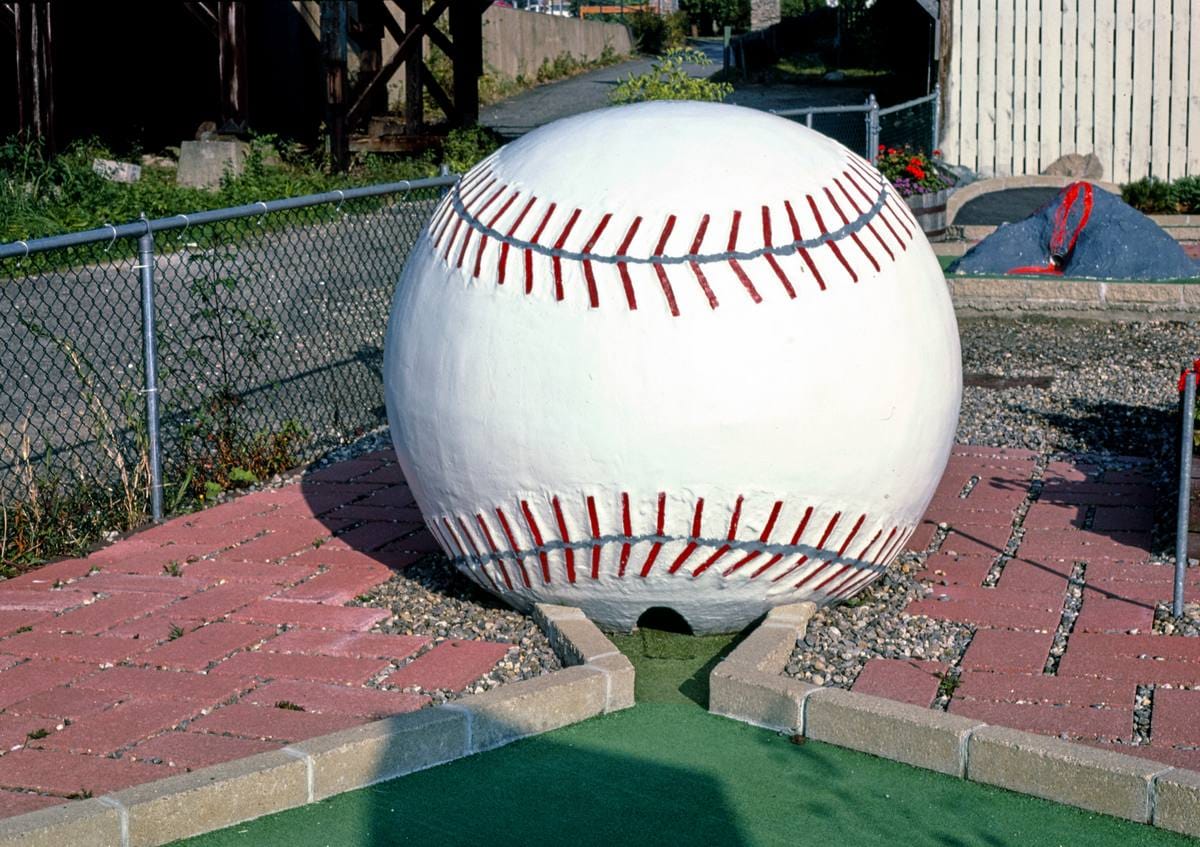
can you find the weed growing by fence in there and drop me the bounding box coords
[610,48,733,104]
[0,129,495,245]
[0,177,448,573]
[163,268,307,506]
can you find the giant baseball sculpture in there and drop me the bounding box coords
[385,101,961,634]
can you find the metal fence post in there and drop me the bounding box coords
[137,226,165,522]
[1176,370,1196,617]
[865,94,880,160]
[931,83,941,153]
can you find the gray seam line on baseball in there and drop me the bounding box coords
[445,172,892,267]
[443,531,894,571]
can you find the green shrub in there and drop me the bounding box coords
[1122,177,1175,214]
[781,0,823,16]
[626,10,668,54]
[610,48,733,105]
[1170,176,1200,214]
[441,125,501,175]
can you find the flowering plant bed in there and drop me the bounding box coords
[875,146,952,198]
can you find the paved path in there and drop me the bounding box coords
[0,443,1193,821]
[0,449,511,819]
[851,445,1200,771]
[480,41,867,139]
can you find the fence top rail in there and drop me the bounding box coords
[876,91,938,117]
[0,173,460,259]
[772,103,872,117]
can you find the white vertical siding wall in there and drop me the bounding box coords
[943,0,1198,181]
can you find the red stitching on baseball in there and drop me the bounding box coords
[653,216,681,317]
[777,511,841,584]
[525,203,558,295]
[498,196,537,287]
[458,184,505,269]
[587,495,602,579]
[825,186,880,274]
[784,200,825,291]
[726,211,762,303]
[667,498,705,574]
[619,491,633,577]
[616,218,642,311]
[551,495,576,583]
[723,499,783,576]
[750,505,812,579]
[475,190,520,278]
[639,492,669,577]
[805,512,867,591]
[552,209,582,302]
[836,178,894,261]
[582,214,612,308]
[761,206,798,299]
[691,494,744,578]
[520,499,551,584]
[475,512,514,590]
[688,215,719,309]
[808,194,858,283]
[495,506,532,588]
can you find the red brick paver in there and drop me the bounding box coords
[128,731,281,770]
[0,448,532,820]
[880,449,1200,774]
[0,749,180,796]
[243,680,429,718]
[190,703,367,743]
[851,659,947,708]
[384,639,510,691]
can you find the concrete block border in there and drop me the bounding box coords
[0,603,632,847]
[708,605,1200,838]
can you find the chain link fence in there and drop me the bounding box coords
[772,88,939,163]
[0,175,454,563]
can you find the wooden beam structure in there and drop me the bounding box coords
[8,1,55,152]
[323,0,491,169]
[182,0,249,134]
[217,0,248,132]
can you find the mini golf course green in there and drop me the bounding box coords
[173,630,1193,847]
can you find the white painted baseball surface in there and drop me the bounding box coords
[384,101,961,634]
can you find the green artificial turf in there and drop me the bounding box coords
[172,631,1194,847]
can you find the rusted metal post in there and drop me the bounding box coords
[1176,370,1196,618]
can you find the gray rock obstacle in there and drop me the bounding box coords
[948,182,1198,280]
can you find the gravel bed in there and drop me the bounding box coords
[786,317,1199,698]
[310,427,563,701]
[957,317,1195,461]
[353,556,561,703]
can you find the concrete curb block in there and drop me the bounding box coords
[708,614,1200,837]
[946,275,1200,319]
[709,603,819,731]
[0,605,631,847]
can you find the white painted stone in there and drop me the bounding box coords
[384,101,961,634]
